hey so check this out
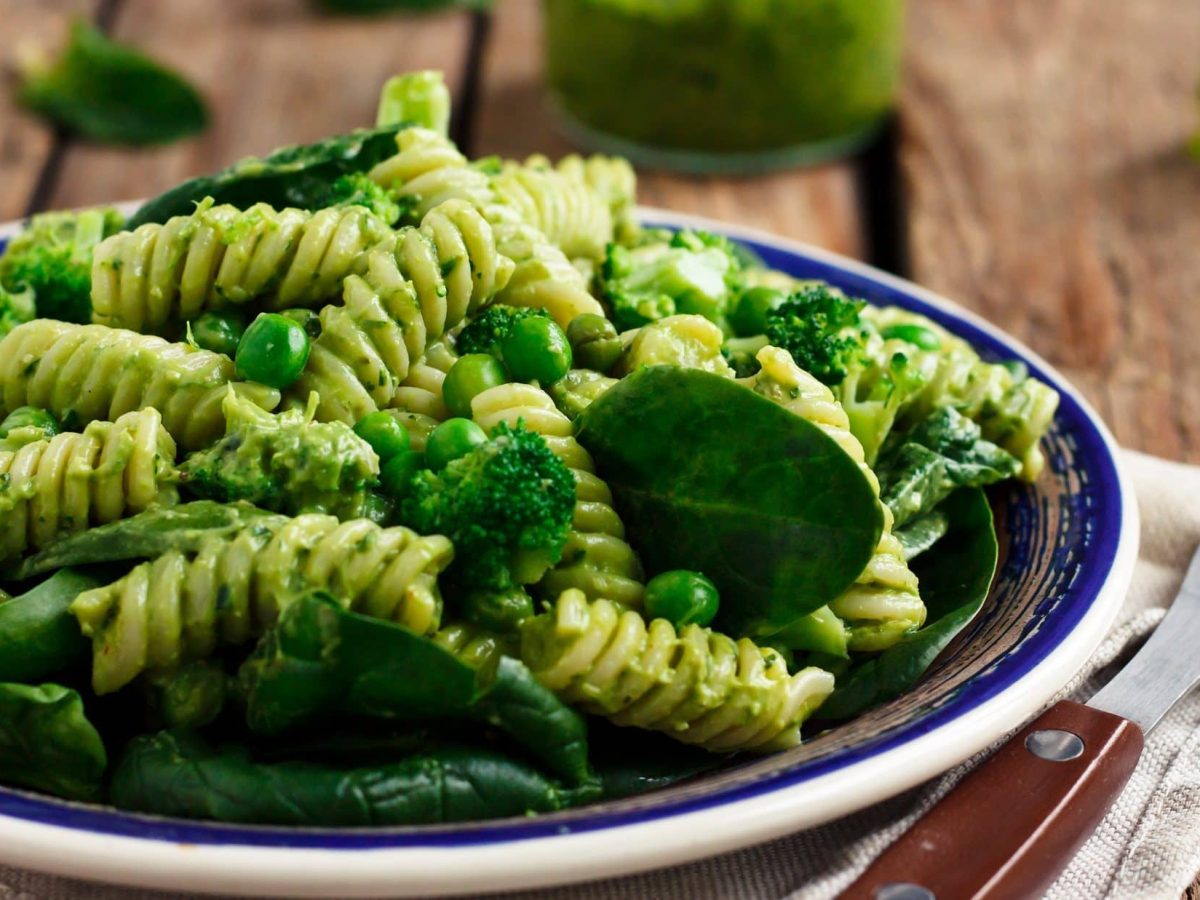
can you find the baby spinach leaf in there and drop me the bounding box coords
[0,569,100,682]
[816,488,998,720]
[18,21,207,145]
[576,366,883,637]
[240,593,590,783]
[143,661,228,730]
[111,731,597,826]
[878,408,1020,528]
[0,682,106,801]
[128,124,405,227]
[16,501,282,579]
[894,510,950,561]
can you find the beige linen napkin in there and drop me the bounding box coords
[3,450,1198,900]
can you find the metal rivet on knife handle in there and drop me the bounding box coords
[1025,729,1085,761]
[874,883,936,900]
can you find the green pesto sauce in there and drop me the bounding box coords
[178,392,379,519]
[543,0,904,154]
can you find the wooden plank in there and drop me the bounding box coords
[900,0,1200,462]
[47,0,473,210]
[0,0,96,221]
[472,0,864,260]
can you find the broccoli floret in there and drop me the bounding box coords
[838,349,931,464]
[456,305,550,357]
[327,172,406,225]
[0,206,124,323]
[178,390,380,519]
[401,422,576,591]
[599,230,740,333]
[764,286,866,387]
[0,284,35,339]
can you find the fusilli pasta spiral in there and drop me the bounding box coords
[470,382,645,608]
[91,202,395,334]
[391,340,457,421]
[288,200,512,423]
[368,129,605,327]
[0,408,177,563]
[521,590,835,752]
[742,346,925,652]
[856,307,1059,480]
[71,514,454,694]
[0,320,280,451]
[549,153,638,244]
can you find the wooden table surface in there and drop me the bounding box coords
[1,1,1199,891]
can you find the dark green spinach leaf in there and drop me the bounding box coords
[878,408,1019,528]
[816,488,998,720]
[0,569,100,682]
[240,593,590,783]
[111,730,597,826]
[18,21,207,145]
[16,501,281,579]
[128,124,405,227]
[894,510,950,561]
[576,366,883,637]
[0,682,106,800]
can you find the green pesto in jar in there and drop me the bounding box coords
[543,0,904,169]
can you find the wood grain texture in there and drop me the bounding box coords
[900,0,1200,462]
[46,0,472,210]
[0,0,96,220]
[472,0,864,259]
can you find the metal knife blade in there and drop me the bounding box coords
[1088,545,1200,733]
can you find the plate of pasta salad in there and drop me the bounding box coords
[0,73,1135,897]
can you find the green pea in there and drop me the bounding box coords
[881,323,941,351]
[379,450,424,498]
[189,311,246,357]
[235,313,311,389]
[644,570,720,628]
[567,314,623,373]
[729,287,788,337]
[462,586,535,633]
[0,406,60,438]
[443,354,509,420]
[353,411,410,462]
[501,317,573,385]
[425,418,487,471]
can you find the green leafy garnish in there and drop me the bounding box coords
[0,682,107,801]
[577,366,883,637]
[17,21,208,145]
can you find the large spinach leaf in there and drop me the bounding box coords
[128,124,405,227]
[816,488,998,720]
[111,731,597,826]
[240,593,590,783]
[0,682,106,800]
[878,408,1019,528]
[0,569,100,682]
[18,22,207,145]
[16,501,280,579]
[576,366,883,637]
[894,510,950,561]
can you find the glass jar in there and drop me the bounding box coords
[543,0,905,173]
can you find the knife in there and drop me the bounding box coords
[839,546,1200,900]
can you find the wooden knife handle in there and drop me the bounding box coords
[838,700,1144,900]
